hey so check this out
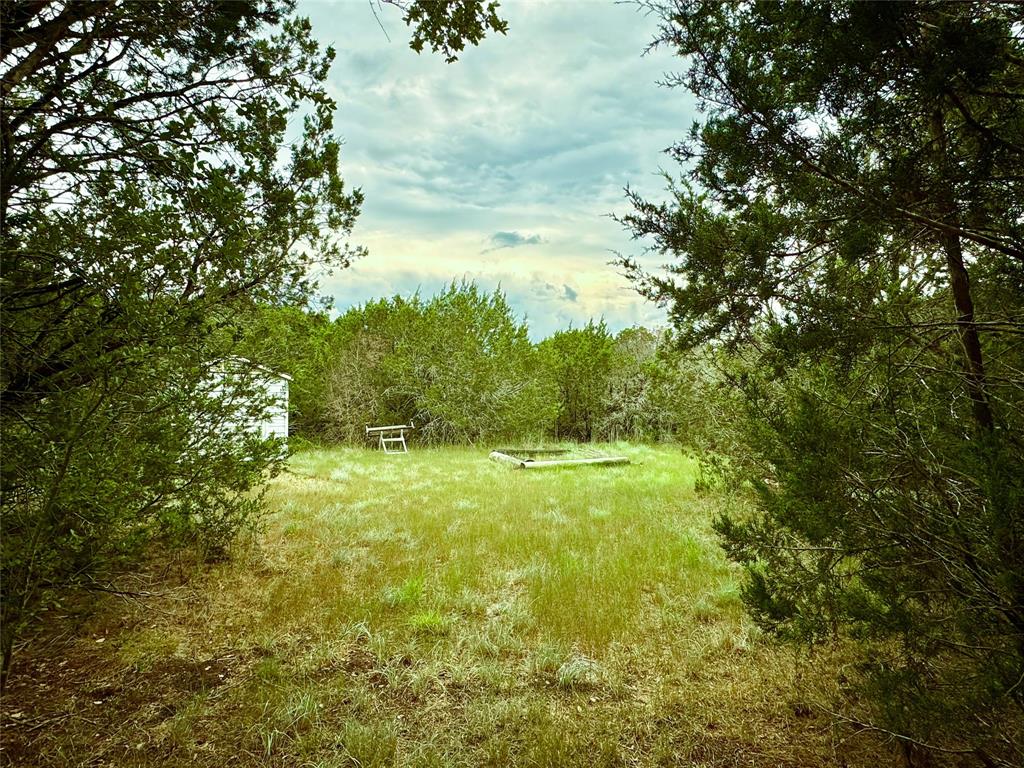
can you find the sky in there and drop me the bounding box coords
[298,0,698,339]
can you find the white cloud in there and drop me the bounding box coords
[299,0,696,338]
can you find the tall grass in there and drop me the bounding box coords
[2,444,894,767]
[262,444,722,651]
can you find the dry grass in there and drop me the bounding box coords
[1,444,898,767]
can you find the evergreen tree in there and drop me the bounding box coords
[621,2,1024,761]
[323,284,554,444]
[538,321,616,441]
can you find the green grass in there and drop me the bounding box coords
[1,444,894,767]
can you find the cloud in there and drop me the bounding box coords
[299,0,697,336]
[482,230,544,253]
[318,237,667,341]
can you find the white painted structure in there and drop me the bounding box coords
[257,369,291,441]
[488,450,629,469]
[365,422,415,453]
[210,359,292,445]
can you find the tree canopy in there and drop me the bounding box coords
[621,1,1024,762]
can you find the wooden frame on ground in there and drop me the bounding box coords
[488,449,629,469]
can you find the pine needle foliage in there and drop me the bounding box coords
[620,2,1024,762]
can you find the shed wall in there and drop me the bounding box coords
[258,377,289,441]
[208,364,290,446]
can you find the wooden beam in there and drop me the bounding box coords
[489,451,525,467]
[523,456,629,469]
[488,451,629,469]
[366,423,414,434]
[492,447,570,457]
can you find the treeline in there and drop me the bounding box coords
[239,282,718,447]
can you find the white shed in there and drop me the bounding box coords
[209,358,292,445]
[256,366,291,441]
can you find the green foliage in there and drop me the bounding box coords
[237,304,337,435]
[538,323,720,444]
[1,0,353,685]
[324,294,421,440]
[598,327,660,440]
[400,283,554,443]
[601,328,736,446]
[395,0,509,63]
[622,0,1024,760]
[538,321,615,441]
[322,283,555,444]
[713,352,1024,754]
[0,0,509,686]
[266,285,722,447]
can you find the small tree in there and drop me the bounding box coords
[325,296,422,442]
[322,284,554,444]
[407,283,554,443]
[538,321,616,441]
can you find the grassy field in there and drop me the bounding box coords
[2,445,894,767]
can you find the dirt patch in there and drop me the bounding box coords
[1,645,253,766]
[341,645,379,676]
[146,656,234,694]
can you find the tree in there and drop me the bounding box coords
[322,283,554,444]
[0,0,506,687]
[409,283,554,443]
[236,303,337,437]
[325,295,422,442]
[382,0,508,63]
[599,327,657,440]
[538,321,615,441]
[599,326,725,443]
[620,2,1023,762]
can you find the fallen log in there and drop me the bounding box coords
[492,447,570,457]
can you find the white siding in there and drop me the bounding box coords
[207,361,290,447]
[259,377,289,441]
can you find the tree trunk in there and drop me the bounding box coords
[931,106,994,433]
[941,231,993,432]
[0,617,15,695]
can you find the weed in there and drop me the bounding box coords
[555,654,602,690]
[338,719,398,768]
[408,610,449,636]
[384,576,425,607]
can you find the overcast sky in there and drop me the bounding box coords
[299,0,698,339]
